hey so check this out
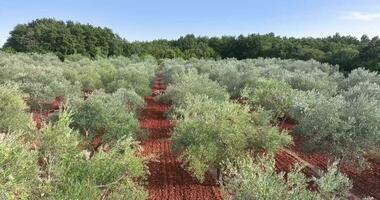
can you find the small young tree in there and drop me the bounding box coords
[342,81,380,102]
[111,88,145,113]
[242,78,294,121]
[339,68,379,90]
[285,70,338,96]
[0,133,40,200]
[222,155,352,200]
[157,71,229,107]
[106,62,155,96]
[290,90,380,166]
[73,90,142,145]
[172,95,291,182]
[37,110,148,199]
[0,84,31,133]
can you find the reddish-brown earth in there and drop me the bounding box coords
[276,121,380,199]
[140,76,223,200]
[32,111,50,129]
[32,98,63,129]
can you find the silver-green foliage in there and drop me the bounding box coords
[161,58,341,97]
[0,85,31,133]
[342,81,380,102]
[172,95,291,182]
[161,57,380,166]
[0,53,156,109]
[242,78,294,121]
[73,89,143,145]
[37,110,148,199]
[159,58,188,84]
[285,70,339,96]
[106,62,156,96]
[223,155,352,200]
[290,90,380,165]
[112,88,145,113]
[0,133,40,200]
[157,71,230,107]
[339,68,380,90]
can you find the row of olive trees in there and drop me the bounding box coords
[0,85,149,199]
[156,69,353,199]
[161,58,380,167]
[0,53,158,199]
[0,52,156,110]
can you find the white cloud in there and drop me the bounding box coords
[340,11,380,21]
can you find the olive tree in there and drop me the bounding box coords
[223,155,352,200]
[290,90,380,166]
[0,85,31,133]
[242,78,294,121]
[172,95,291,182]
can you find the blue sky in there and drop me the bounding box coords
[1,0,380,45]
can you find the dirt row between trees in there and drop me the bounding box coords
[139,76,223,200]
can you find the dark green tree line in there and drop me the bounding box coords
[2,19,124,60]
[3,18,380,72]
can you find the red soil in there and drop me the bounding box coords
[50,97,63,110]
[32,97,63,129]
[276,121,380,199]
[140,76,223,200]
[32,111,50,129]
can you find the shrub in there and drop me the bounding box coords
[0,55,83,110]
[157,71,229,107]
[172,95,291,182]
[63,81,85,111]
[0,85,31,133]
[0,53,155,110]
[242,78,294,121]
[0,133,40,200]
[97,59,117,87]
[208,62,246,97]
[61,58,103,92]
[290,91,347,155]
[18,70,76,110]
[106,66,149,95]
[160,59,188,83]
[341,81,380,102]
[339,68,380,90]
[73,90,142,145]
[290,90,380,166]
[106,60,156,96]
[222,155,352,200]
[36,109,82,181]
[76,65,103,92]
[285,70,338,96]
[36,110,148,199]
[111,88,145,113]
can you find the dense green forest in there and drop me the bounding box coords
[2,18,380,72]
